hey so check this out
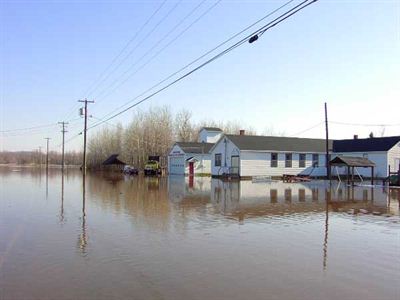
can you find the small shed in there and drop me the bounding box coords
[329,156,375,185]
[102,154,126,171]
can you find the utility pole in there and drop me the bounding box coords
[45,137,51,170]
[324,102,331,180]
[38,146,42,166]
[58,121,68,170]
[78,99,94,174]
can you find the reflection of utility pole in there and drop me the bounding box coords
[45,137,51,170]
[78,99,94,175]
[323,184,331,271]
[58,121,68,171]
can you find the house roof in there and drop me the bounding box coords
[102,154,126,165]
[329,156,375,167]
[333,136,400,152]
[200,127,222,132]
[224,134,332,152]
[176,142,214,154]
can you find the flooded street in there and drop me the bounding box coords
[1,167,399,300]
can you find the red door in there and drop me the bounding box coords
[189,162,194,176]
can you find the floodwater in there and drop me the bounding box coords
[0,167,399,300]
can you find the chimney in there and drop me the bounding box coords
[353,134,358,139]
[239,129,245,136]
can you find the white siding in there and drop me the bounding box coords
[240,151,327,177]
[198,129,222,143]
[210,138,240,176]
[388,142,400,173]
[168,144,212,175]
[332,152,388,178]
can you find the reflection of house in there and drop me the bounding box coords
[209,133,331,178]
[210,179,397,219]
[168,127,222,176]
[332,136,400,178]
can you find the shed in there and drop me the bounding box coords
[102,154,126,170]
[329,156,375,184]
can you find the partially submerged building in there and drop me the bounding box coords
[209,133,331,178]
[168,127,222,176]
[332,135,400,178]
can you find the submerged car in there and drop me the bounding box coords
[123,165,139,175]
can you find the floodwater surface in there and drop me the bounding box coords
[0,167,399,300]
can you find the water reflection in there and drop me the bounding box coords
[1,168,399,300]
[77,174,88,255]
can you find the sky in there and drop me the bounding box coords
[1,0,399,152]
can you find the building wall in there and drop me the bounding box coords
[388,142,400,173]
[332,152,388,178]
[210,137,327,177]
[198,129,222,143]
[210,137,240,176]
[240,151,327,177]
[168,144,211,175]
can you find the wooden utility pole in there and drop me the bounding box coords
[45,137,51,170]
[78,99,94,174]
[324,102,331,180]
[58,121,68,170]
[38,146,43,166]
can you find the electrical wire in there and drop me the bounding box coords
[89,0,299,125]
[93,0,217,103]
[88,0,318,131]
[81,0,168,98]
[289,122,323,136]
[86,0,181,99]
[330,121,400,127]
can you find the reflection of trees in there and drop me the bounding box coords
[86,173,172,231]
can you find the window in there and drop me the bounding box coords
[285,153,292,168]
[271,153,278,167]
[299,154,306,168]
[312,154,319,167]
[215,153,222,167]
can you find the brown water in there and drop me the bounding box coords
[1,167,399,300]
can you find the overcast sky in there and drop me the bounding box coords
[1,0,399,152]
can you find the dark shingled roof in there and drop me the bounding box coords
[225,135,331,152]
[176,142,214,154]
[330,156,375,167]
[102,154,126,165]
[200,127,222,132]
[333,136,400,152]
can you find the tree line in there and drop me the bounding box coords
[87,106,257,168]
[0,150,82,166]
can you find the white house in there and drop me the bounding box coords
[332,136,400,178]
[198,127,223,143]
[209,133,331,178]
[168,127,222,176]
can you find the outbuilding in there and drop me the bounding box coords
[332,135,400,178]
[168,142,214,175]
[168,127,222,176]
[209,133,331,178]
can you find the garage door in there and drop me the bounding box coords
[169,156,185,175]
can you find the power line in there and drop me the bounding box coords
[89,0,297,124]
[89,0,318,130]
[289,122,323,137]
[81,0,168,99]
[86,0,181,99]
[93,0,216,103]
[329,121,400,127]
